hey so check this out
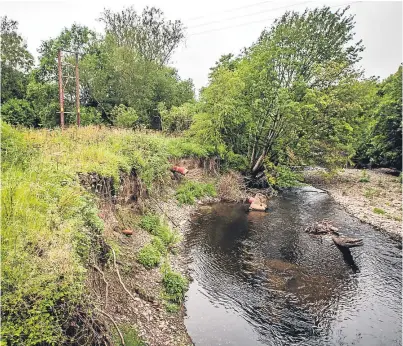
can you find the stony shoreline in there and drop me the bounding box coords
[303,168,402,240]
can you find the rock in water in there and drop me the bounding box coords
[332,236,363,248]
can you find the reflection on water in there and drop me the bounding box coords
[184,188,402,346]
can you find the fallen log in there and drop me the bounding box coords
[332,236,363,248]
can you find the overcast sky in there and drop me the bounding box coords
[1,0,402,92]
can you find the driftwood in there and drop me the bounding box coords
[304,219,339,235]
[332,236,363,248]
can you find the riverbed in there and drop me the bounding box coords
[183,188,402,346]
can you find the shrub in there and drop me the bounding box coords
[264,159,303,187]
[175,180,217,205]
[1,98,39,127]
[373,207,386,215]
[112,104,139,128]
[80,107,103,126]
[162,269,188,304]
[139,214,160,233]
[137,244,161,269]
[151,236,167,255]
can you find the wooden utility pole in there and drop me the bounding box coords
[57,49,65,129]
[75,53,81,127]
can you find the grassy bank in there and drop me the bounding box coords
[1,124,217,345]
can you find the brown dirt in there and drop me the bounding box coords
[304,168,402,239]
[88,199,194,346]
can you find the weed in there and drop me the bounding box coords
[175,180,217,205]
[151,236,167,255]
[164,302,180,313]
[137,244,161,269]
[359,170,370,183]
[116,325,145,346]
[373,207,386,215]
[139,214,179,247]
[364,188,380,200]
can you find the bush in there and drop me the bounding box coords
[112,104,139,128]
[162,269,188,304]
[264,159,303,188]
[118,325,145,346]
[80,107,103,126]
[1,98,39,127]
[137,244,161,269]
[139,214,160,233]
[151,236,167,255]
[158,102,197,133]
[175,180,217,205]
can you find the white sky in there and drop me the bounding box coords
[1,0,402,92]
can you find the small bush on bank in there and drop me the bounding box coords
[175,180,217,205]
[137,244,161,269]
[162,268,188,305]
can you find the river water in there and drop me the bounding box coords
[183,188,402,346]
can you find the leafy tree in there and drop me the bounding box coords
[99,6,184,64]
[358,66,402,169]
[37,24,98,82]
[1,17,34,103]
[194,6,366,175]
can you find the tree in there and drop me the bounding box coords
[1,17,34,103]
[194,6,366,175]
[37,24,98,82]
[99,6,184,65]
[360,66,402,169]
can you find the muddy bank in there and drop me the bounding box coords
[304,168,402,239]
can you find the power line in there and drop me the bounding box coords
[187,1,311,30]
[184,0,275,22]
[188,1,362,37]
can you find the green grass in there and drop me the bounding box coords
[1,123,212,344]
[175,180,217,205]
[373,207,386,215]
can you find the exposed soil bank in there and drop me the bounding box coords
[303,168,402,239]
[87,163,246,345]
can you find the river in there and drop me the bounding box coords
[183,188,402,346]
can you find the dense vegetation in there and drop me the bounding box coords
[0,3,401,345]
[0,125,213,344]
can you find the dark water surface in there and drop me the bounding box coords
[184,188,402,346]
